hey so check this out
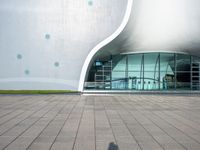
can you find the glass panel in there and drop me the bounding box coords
[159,53,175,90]
[144,71,160,90]
[176,54,190,72]
[112,55,126,71]
[112,71,126,80]
[128,71,141,90]
[160,71,175,90]
[111,55,127,90]
[143,53,160,90]
[112,71,126,89]
[144,53,159,71]
[160,53,175,72]
[193,56,200,62]
[176,72,191,90]
[128,54,142,71]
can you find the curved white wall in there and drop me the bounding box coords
[0,0,127,90]
[78,0,133,91]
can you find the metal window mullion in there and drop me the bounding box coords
[154,55,159,82]
[142,54,145,90]
[125,55,129,90]
[140,55,142,89]
[174,53,177,90]
[158,53,161,90]
[103,65,105,89]
[190,56,193,90]
[110,56,113,90]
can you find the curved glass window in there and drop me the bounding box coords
[85,52,200,91]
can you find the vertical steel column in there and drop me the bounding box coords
[158,53,161,90]
[153,54,160,90]
[174,53,177,90]
[103,65,105,90]
[190,55,193,90]
[110,55,113,90]
[125,55,129,89]
[142,54,145,90]
[140,55,142,90]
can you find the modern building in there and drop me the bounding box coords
[1,0,200,92]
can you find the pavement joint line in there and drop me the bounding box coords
[152,109,200,145]
[123,95,191,150]
[133,95,200,145]
[0,110,25,126]
[113,97,143,150]
[71,96,86,150]
[49,97,80,150]
[0,96,31,108]
[94,97,116,150]
[0,96,36,119]
[141,96,200,135]
[0,96,37,109]
[115,96,166,150]
[125,95,189,148]
[26,96,73,149]
[0,96,49,127]
[112,97,147,150]
[94,97,97,150]
[0,96,56,136]
[101,96,118,147]
[2,98,61,150]
[154,96,200,127]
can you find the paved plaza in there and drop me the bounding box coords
[0,94,200,150]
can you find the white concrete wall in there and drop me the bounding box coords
[0,0,127,90]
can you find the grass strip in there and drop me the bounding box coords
[0,90,78,94]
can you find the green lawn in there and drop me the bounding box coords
[0,90,79,94]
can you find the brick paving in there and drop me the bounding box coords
[0,94,200,150]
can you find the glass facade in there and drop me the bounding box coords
[85,53,200,91]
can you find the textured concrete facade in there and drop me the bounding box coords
[0,0,127,90]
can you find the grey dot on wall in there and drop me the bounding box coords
[88,0,93,6]
[17,54,22,60]
[45,34,50,40]
[24,70,30,75]
[54,62,59,67]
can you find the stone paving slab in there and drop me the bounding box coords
[0,94,200,150]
